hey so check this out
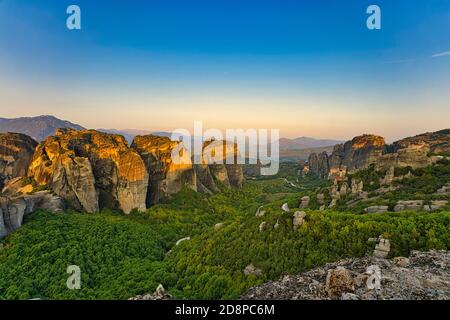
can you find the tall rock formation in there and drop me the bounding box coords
[28,129,148,213]
[328,135,386,177]
[308,151,330,178]
[196,140,244,193]
[0,133,38,190]
[308,153,319,177]
[131,135,197,205]
[3,127,247,218]
[1,128,247,236]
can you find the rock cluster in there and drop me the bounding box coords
[0,129,246,237]
[306,130,449,180]
[293,211,306,230]
[424,200,448,211]
[327,178,363,208]
[394,200,448,212]
[350,179,364,194]
[298,196,310,209]
[242,250,450,300]
[364,206,389,214]
[316,193,325,205]
[363,200,448,214]
[244,264,263,277]
[325,266,355,299]
[27,130,245,214]
[394,200,424,212]
[129,284,172,300]
[373,238,391,258]
[28,129,148,213]
[437,183,450,195]
[379,166,395,185]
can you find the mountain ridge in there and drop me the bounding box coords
[279,137,344,150]
[0,115,85,141]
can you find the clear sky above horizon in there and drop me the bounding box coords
[0,0,449,141]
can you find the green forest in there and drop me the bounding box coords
[0,164,449,300]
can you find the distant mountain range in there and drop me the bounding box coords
[279,137,344,150]
[0,115,84,141]
[279,145,336,162]
[0,116,172,143]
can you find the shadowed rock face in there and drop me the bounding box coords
[0,133,38,190]
[196,140,244,193]
[28,129,148,213]
[0,191,65,238]
[195,164,219,194]
[131,135,197,206]
[308,151,330,179]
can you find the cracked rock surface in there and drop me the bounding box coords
[242,250,450,300]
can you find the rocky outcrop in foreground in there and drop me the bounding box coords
[129,284,172,300]
[242,250,450,300]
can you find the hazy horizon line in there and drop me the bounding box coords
[1,113,448,143]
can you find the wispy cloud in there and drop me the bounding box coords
[380,59,415,65]
[432,51,450,58]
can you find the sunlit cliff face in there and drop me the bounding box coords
[351,135,386,150]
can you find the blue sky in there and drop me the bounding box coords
[0,0,449,140]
